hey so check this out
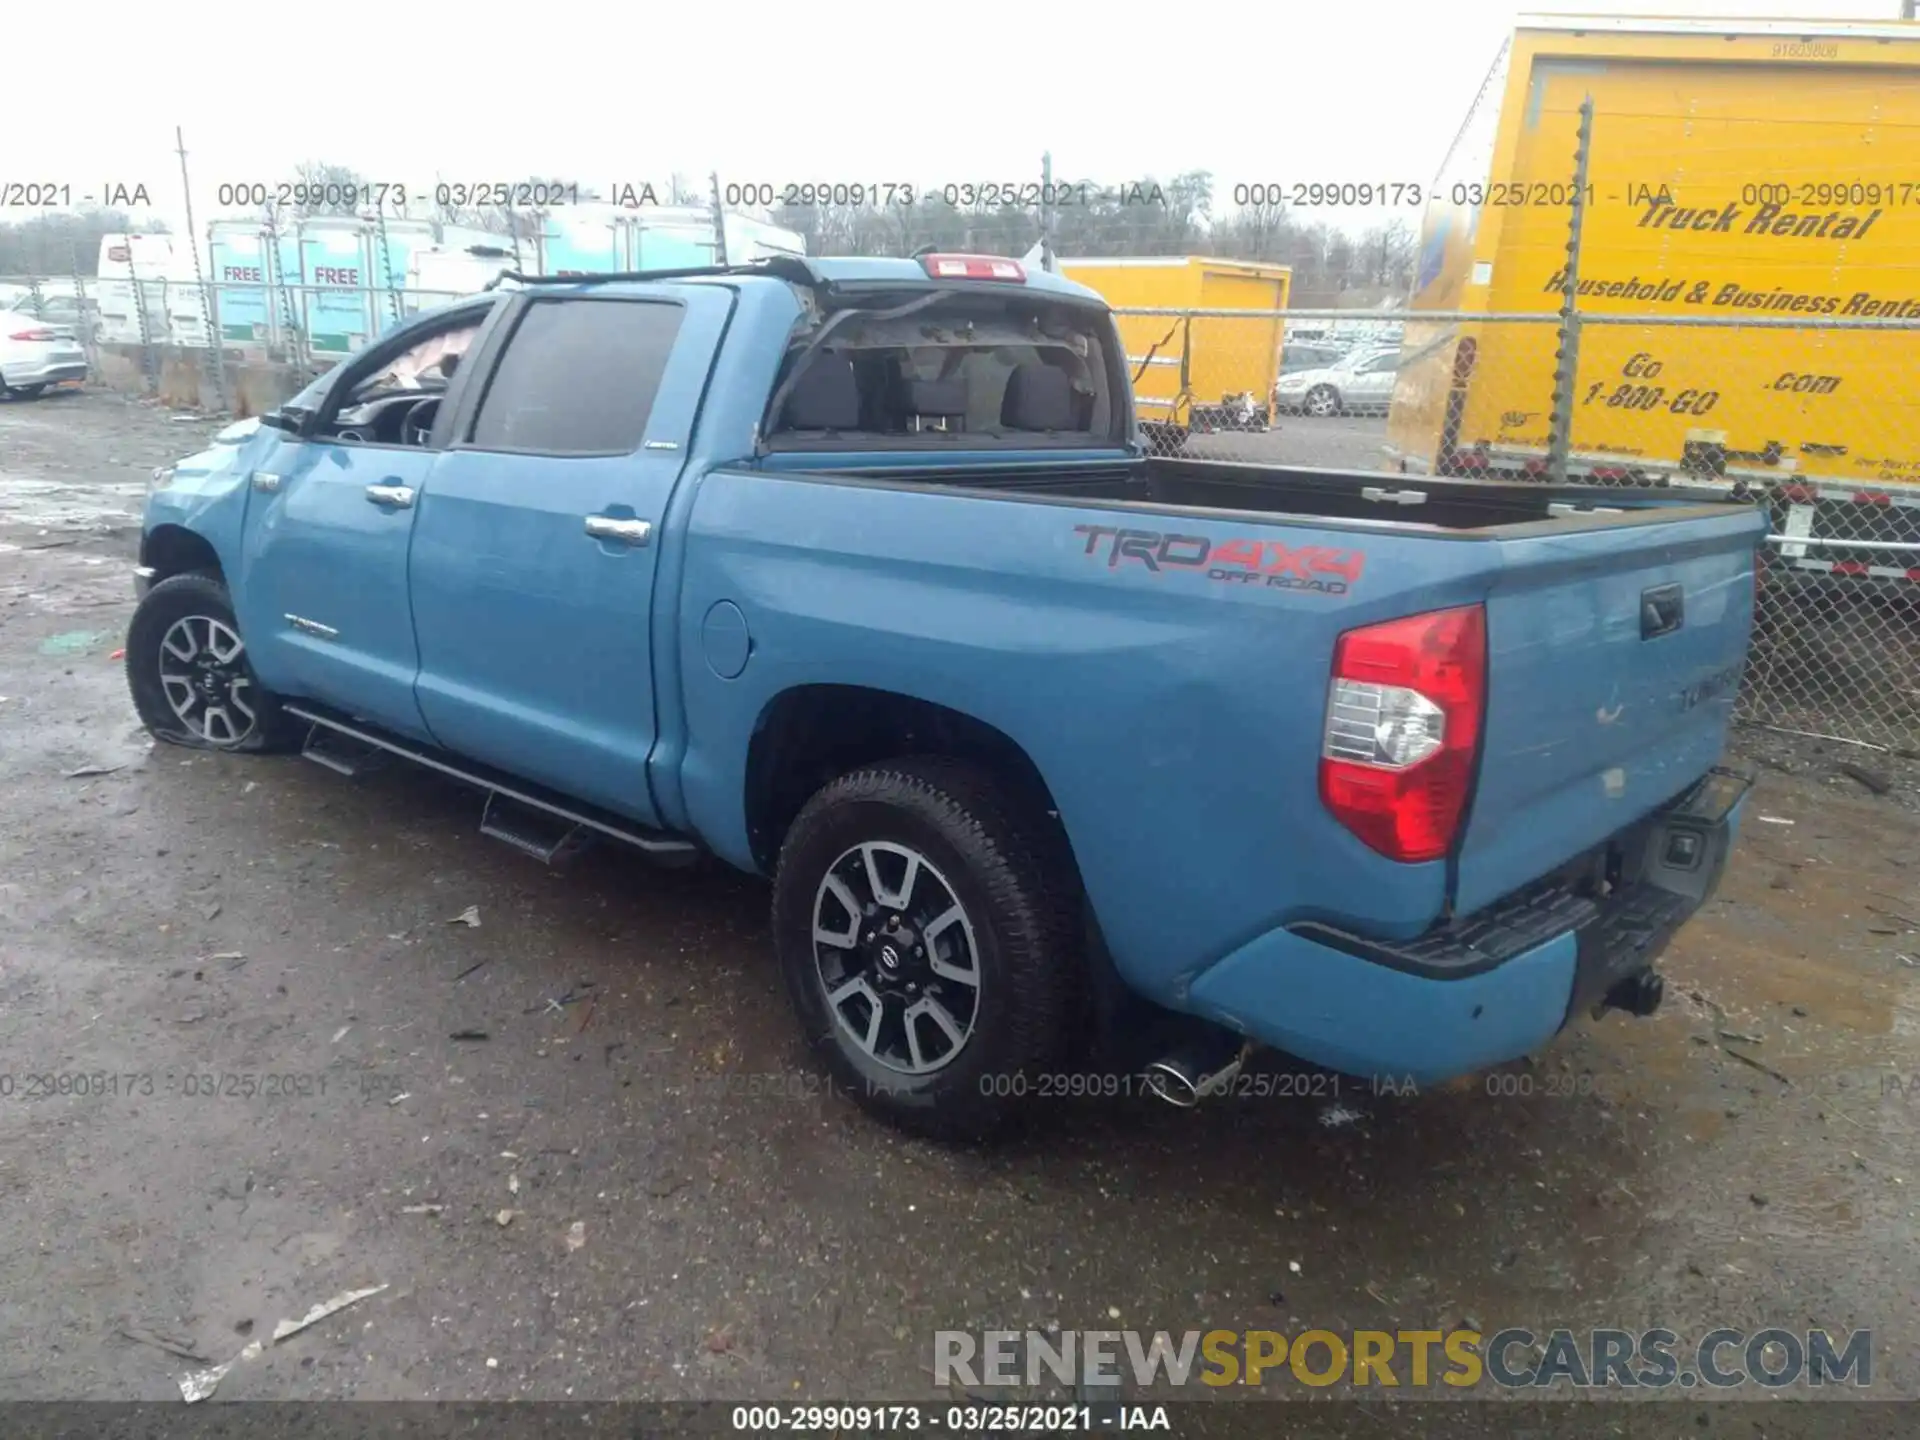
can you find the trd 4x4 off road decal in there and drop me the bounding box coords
[1073,525,1365,595]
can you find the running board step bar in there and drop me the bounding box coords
[300,722,390,777]
[282,703,699,863]
[480,792,591,867]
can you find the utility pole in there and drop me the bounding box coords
[174,126,228,414]
[1545,95,1594,485]
[1044,151,1059,272]
[709,172,730,266]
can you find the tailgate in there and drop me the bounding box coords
[1451,506,1766,918]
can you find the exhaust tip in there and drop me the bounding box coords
[1143,1039,1252,1109]
[1144,1061,1203,1109]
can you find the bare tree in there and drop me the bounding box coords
[426,175,590,238]
[0,210,162,275]
[1356,218,1416,291]
[289,161,370,219]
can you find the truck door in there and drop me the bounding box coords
[233,299,499,740]
[407,285,734,825]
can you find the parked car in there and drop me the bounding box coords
[1273,346,1402,417]
[12,292,101,347]
[0,306,87,398]
[1277,342,1346,377]
[128,253,1763,1138]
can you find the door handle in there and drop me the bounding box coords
[365,484,416,508]
[251,472,282,493]
[584,516,652,546]
[1641,583,1685,639]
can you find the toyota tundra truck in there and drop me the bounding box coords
[128,253,1765,1137]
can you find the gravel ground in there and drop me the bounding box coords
[1,389,1916,1434]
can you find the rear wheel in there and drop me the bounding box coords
[126,572,301,752]
[772,758,1082,1139]
[3,381,47,399]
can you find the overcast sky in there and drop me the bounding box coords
[6,0,1900,240]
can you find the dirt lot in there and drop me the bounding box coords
[1,390,1916,1432]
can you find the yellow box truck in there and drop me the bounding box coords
[1059,257,1290,448]
[1388,13,1920,555]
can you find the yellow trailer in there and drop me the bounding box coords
[1059,257,1290,446]
[1389,14,1920,505]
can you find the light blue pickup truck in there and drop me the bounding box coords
[129,254,1765,1136]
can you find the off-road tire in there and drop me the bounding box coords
[126,572,302,753]
[772,757,1083,1140]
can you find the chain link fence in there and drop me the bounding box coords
[0,270,467,411]
[1117,304,1920,752]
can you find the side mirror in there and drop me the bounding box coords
[259,404,311,435]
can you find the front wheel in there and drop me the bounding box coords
[1303,385,1340,417]
[772,758,1082,1139]
[3,381,47,399]
[126,572,301,752]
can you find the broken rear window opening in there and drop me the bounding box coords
[763,292,1123,451]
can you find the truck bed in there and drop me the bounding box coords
[807,455,1752,535]
[737,445,1763,934]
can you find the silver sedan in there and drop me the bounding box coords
[0,305,88,398]
[1271,347,1401,417]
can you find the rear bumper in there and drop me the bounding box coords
[3,357,88,386]
[1184,766,1750,1083]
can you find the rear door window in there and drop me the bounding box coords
[466,298,685,456]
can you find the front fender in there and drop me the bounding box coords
[139,423,271,577]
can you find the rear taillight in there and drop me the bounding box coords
[8,328,56,342]
[920,253,1026,282]
[1319,604,1487,863]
